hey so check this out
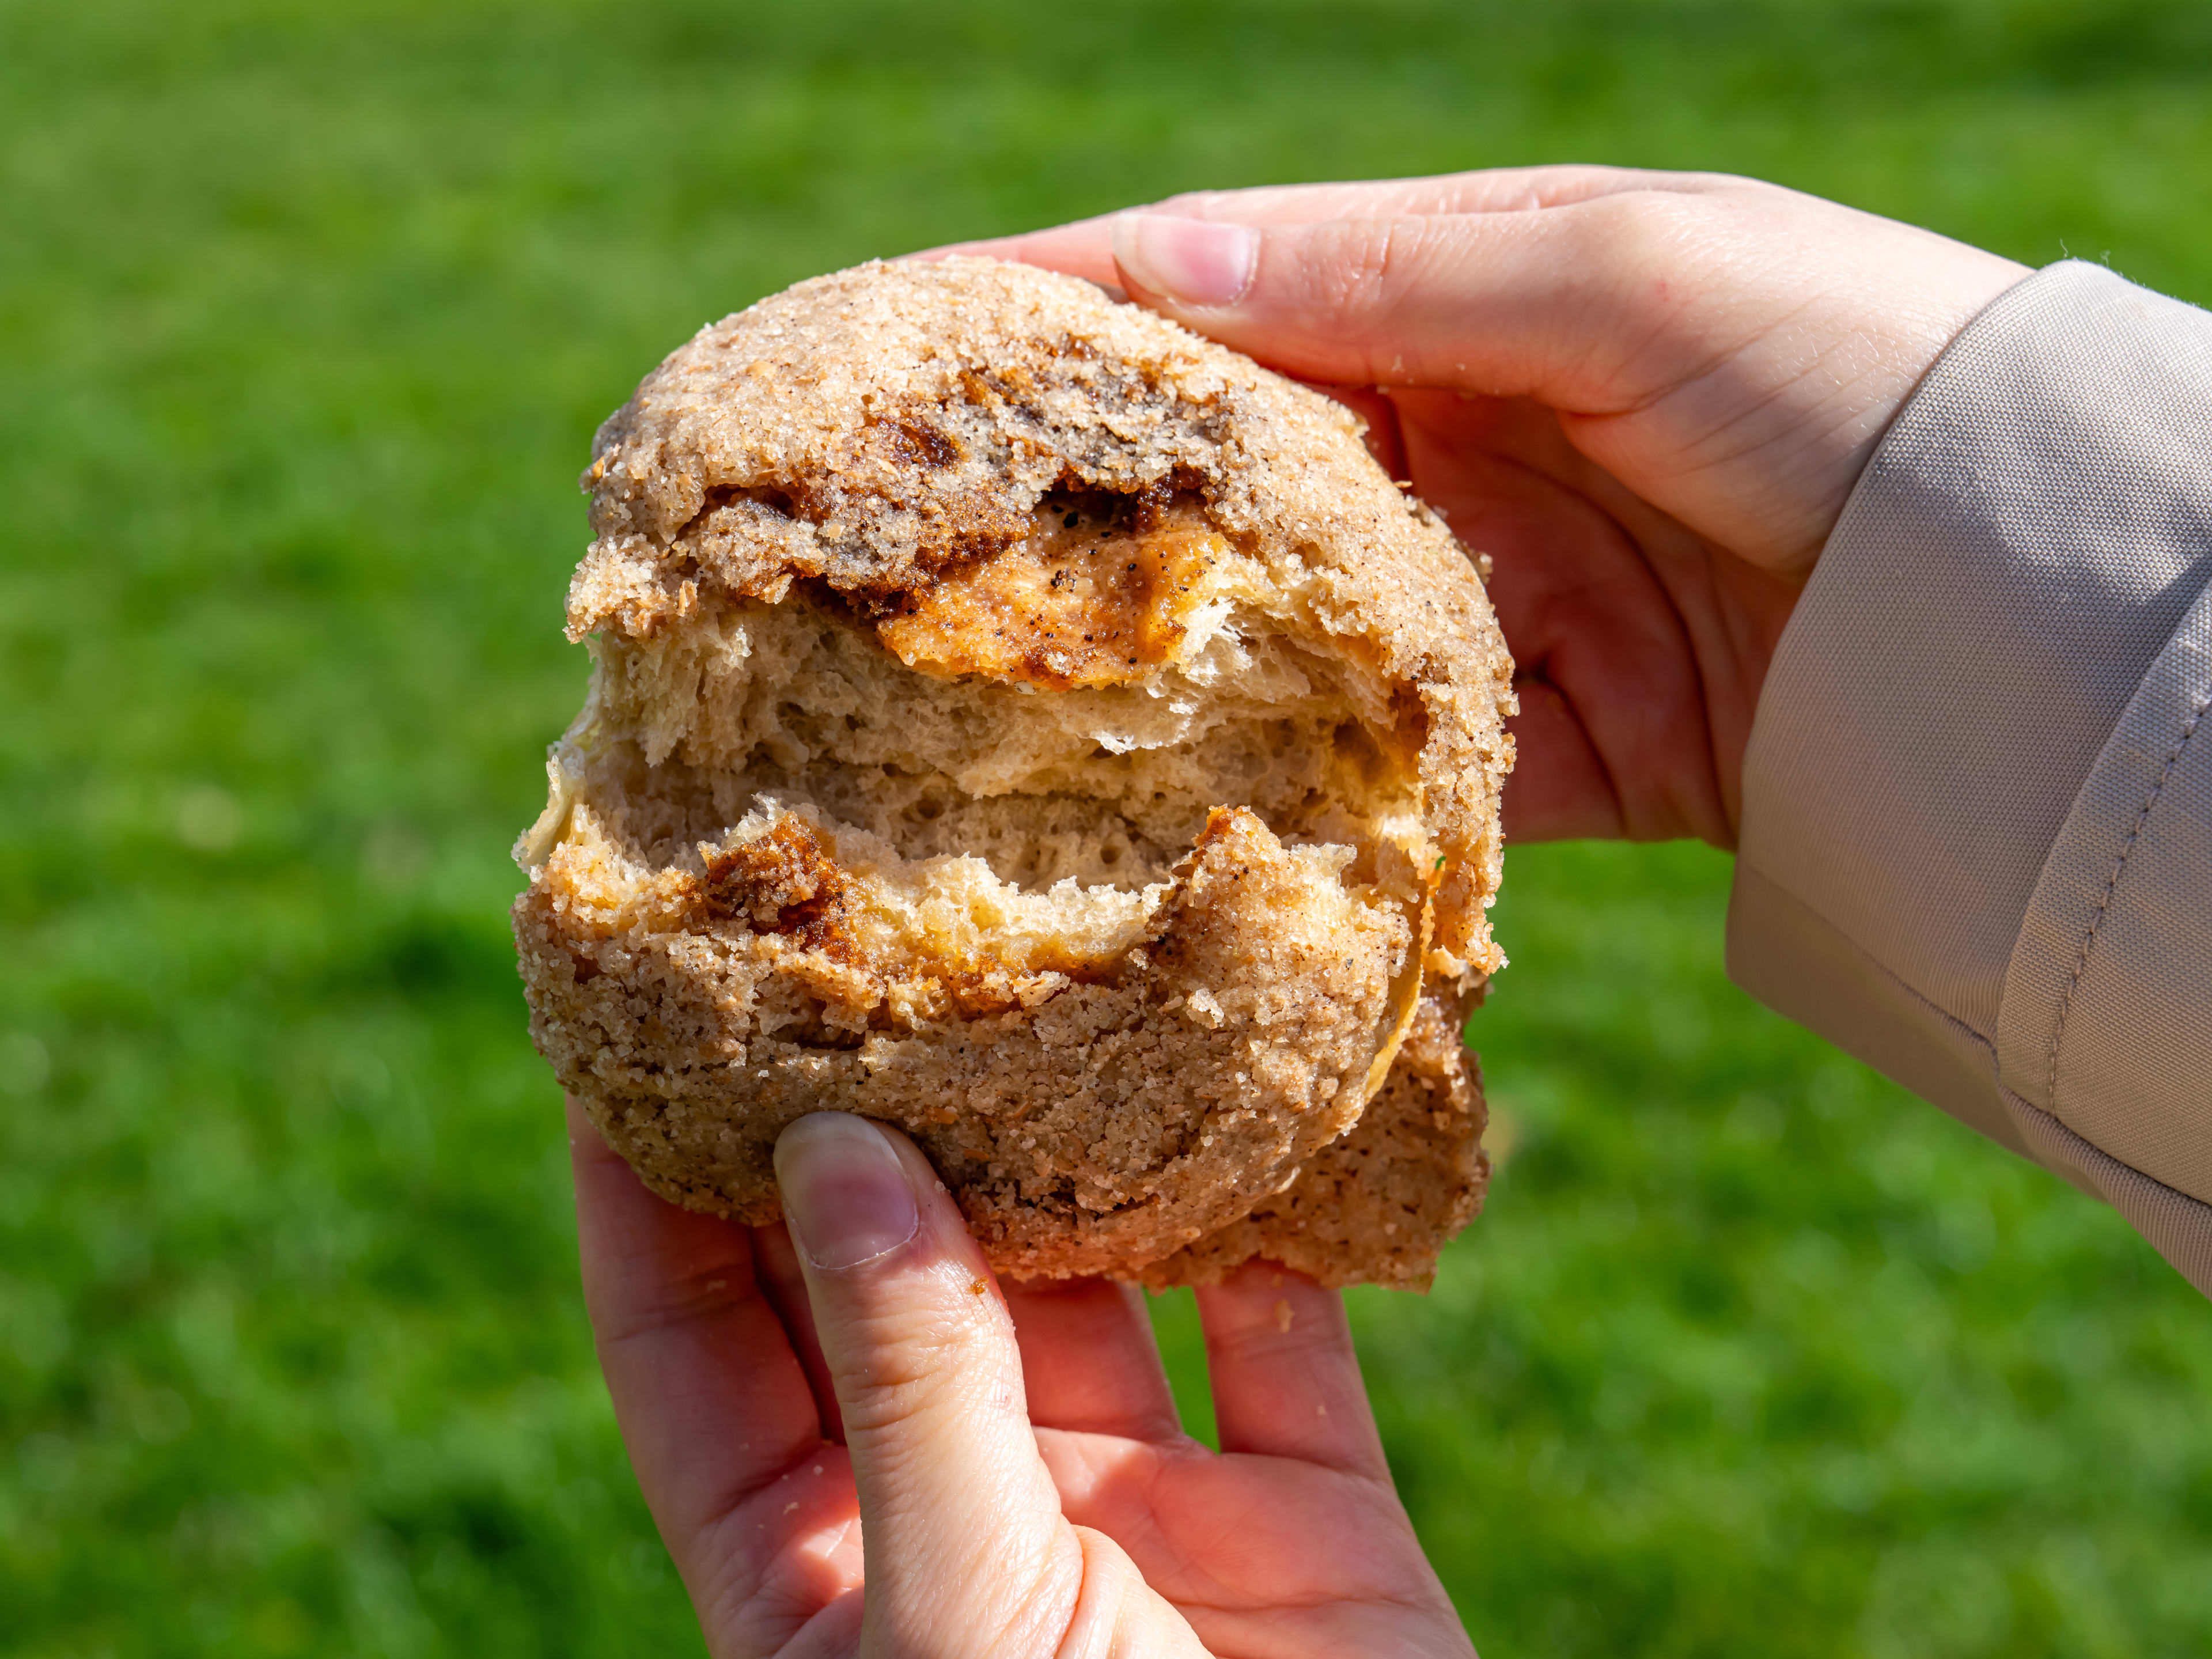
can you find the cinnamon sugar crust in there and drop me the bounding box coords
[1139,993,1488,1291]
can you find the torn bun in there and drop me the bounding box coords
[513,256,1514,1283]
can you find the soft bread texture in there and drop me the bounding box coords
[513,256,1516,1283]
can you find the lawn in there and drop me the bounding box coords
[5,1,2212,1653]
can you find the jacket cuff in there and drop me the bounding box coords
[1728,260,2212,1292]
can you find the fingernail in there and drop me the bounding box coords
[1112,213,1256,308]
[775,1113,921,1271]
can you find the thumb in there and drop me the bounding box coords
[775,1113,1188,1657]
[1104,198,2028,570]
[1107,203,1662,406]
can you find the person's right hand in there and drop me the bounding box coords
[940,169,2029,844]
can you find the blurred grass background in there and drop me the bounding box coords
[6,0,2212,1653]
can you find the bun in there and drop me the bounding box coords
[512,257,1514,1283]
[1142,990,1490,1291]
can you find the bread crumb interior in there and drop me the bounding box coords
[525,495,1433,986]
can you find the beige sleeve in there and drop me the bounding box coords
[1729,260,2212,1295]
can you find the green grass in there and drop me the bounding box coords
[6,0,2212,1653]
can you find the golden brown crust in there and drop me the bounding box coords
[517,257,1516,1283]
[1137,993,1487,1291]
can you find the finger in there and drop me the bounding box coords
[569,1104,864,1654]
[1154,163,1726,222]
[1502,675,1629,843]
[1103,199,1702,403]
[926,164,1728,279]
[1195,1262,1389,1477]
[570,1101,830,1540]
[752,1219,846,1444]
[1002,1277,1184,1442]
[773,1114,1090,1652]
[1387,388,1732,844]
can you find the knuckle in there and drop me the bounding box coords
[1577,186,1706,261]
[1323,217,1423,316]
[1580,180,1777,277]
[1557,191,1732,339]
[1525,161,1642,206]
[1290,218,1448,370]
[834,1306,1013,1433]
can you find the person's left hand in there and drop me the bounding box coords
[571,1103,1475,1657]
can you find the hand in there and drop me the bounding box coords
[571,1103,1475,1658]
[939,168,2028,843]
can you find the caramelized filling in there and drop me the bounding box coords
[877,499,1236,688]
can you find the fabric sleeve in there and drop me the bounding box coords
[1728,260,2212,1296]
